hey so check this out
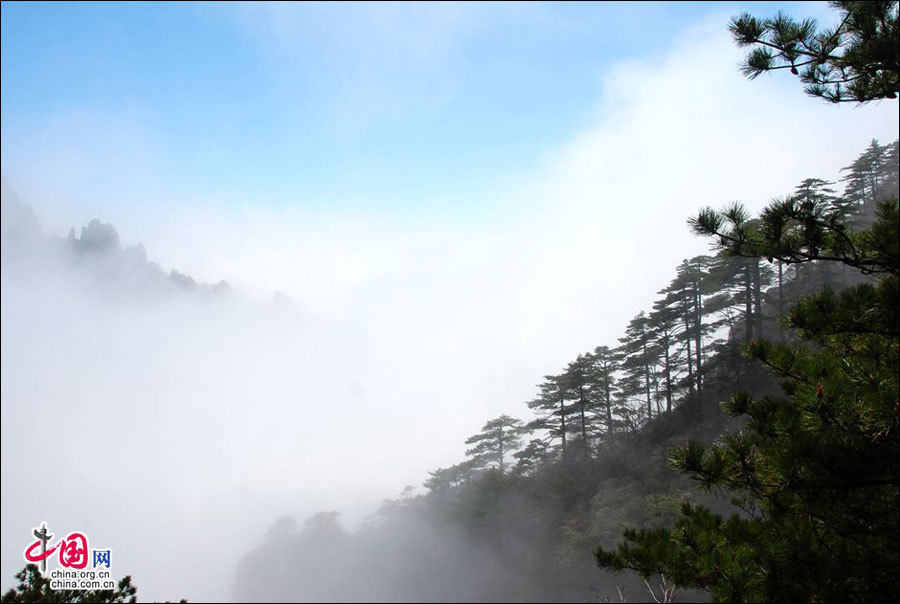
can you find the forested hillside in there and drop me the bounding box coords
[235,135,898,602]
[236,7,900,599]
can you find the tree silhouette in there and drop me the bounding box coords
[730,1,899,102]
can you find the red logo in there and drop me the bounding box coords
[23,523,109,576]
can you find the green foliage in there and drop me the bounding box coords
[576,481,687,554]
[526,374,571,454]
[597,182,899,600]
[595,22,899,595]
[1,565,146,603]
[690,194,899,276]
[589,345,621,434]
[512,438,551,476]
[423,458,480,494]
[616,312,655,423]
[415,136,897,603]
[730,1,899,102]
[464,415,525,471]
[841,139,895,209]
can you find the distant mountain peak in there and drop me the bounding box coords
[1,181,229,299]
[74,219,121,255]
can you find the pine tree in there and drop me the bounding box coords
[596,12,898,595]
[648,298,678,414]
[562,354,598,453]
[795,177,841,220]
[616,312,656,423]
[700,253,771,346]
[590,345,620,435]
[884,139,900,198]
[729,1,899,103]
[842,139,889,209]
[526,374,568,455]
[464,415,525,472]
[512,438,551,476]
[423,459,481,494]
[682,256,708,392]
[596,194,900,603]
[659,256,715,394]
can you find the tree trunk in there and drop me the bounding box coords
[604,374,613,434]
[663,331,672,413]
[744,261,754,342]
[641,332,652,422]
[684,309,694,391]
[693,278,703,392]
[777,260,784,315]
[498,426,504,472]
[559,394,567,454]
[753,258,763,338]
[579,384,588,447]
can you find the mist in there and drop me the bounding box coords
[0,188,530,600]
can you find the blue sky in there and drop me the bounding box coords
[1,1,842,214]
[2,0,896,356]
